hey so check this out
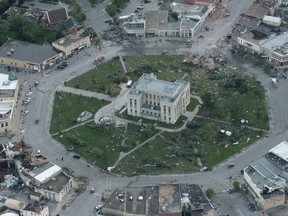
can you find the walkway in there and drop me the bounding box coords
[56,85,114,101]
[111,131,163,168]
[118,54,128,74]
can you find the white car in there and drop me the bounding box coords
[22,111,29,116]
[95,203,103,210]
[26,91,32,96]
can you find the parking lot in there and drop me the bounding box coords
[118,0,159,18]
[213,191,260,216]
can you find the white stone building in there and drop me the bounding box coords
[127,73,190,124]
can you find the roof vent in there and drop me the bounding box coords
[10,48,14,53]
[52,177,56,181]
[48,186,53,190]
[7,52,11,56]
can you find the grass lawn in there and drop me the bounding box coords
[187,97,199,112]
[50,92,110,134]
[54,54,268,174]
[53,123,159,169]
[65,57,126,95]
[124,55,186,82]
[186,66,268,129]
[117,111,188,129]
[115,117,264,175]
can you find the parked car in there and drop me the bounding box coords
[228,162,235,168]
[73,154,80,159]
[22,110,29,116]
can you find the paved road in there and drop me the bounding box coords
[15,0,288,215]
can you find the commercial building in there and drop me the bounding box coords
[0,39,62,71]
[101,184,216,216]
[243,141,288,210]
[0,73,19,100]
[0,100,15,133]
[127,73,190,124]
[52,31,91,57]
[122,2,214,38]
[20,204,49,216]
[122,18,145,38]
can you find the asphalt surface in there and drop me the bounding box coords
[7,0,288,216]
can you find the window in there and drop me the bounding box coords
[153,95,156,99]
[1,123,3,127]
[130,109,132,113]
[5,122,8,126]
[149,94,152,99]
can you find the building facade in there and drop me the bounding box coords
[127,74,190,124]
[0,39,62,71]
[20,205,49,216]
[122,19,145,38]
[52,32,91,57]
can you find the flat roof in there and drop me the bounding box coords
[263,15,281,23]
[260,33,288,51]
[34,164,61,183]
[180,16,199,29]
[158,11,168,31]
[4,198,25,210]
[0,39,60,64]
[170,2,209,15]
[53,33,89,48]
[39,172,70,193]
[0,73,17,91]
[145,11,159,29]
[269,141,288,162]
[245,166,282,192]
[133,73,188,98]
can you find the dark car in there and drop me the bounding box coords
[57,65,65,70]
[73,155,80,159]
[105,20,112,24]
[35,119,39,124]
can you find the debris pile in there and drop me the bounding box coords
[183,55,215,70]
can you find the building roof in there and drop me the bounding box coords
[4,198,25,210]
[269,141,288,163]
[52,32,89,48]
[102,184,214,216]
[170,2,210,16]
[263,15,281,23]
[39,172,71,193]
[145,10,159,30]
[132,73,188,99]
[0,73,18,91]
[34,164,61,183]
[245,3,268,20]
[46,7,68,24]
[0,39,60,64]
[245,165,282,192]
[64,17,80,29]
[22,204,42,213]
[180,16,199,30]
[0,213,19,216]
[158,11,168,31]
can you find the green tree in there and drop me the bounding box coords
[206,188,214,199]
[0,19,9,46]
[144,123,153,136]
[233,181,240,191]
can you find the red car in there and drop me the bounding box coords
[228,162,235,168]
[93,56,105,65]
